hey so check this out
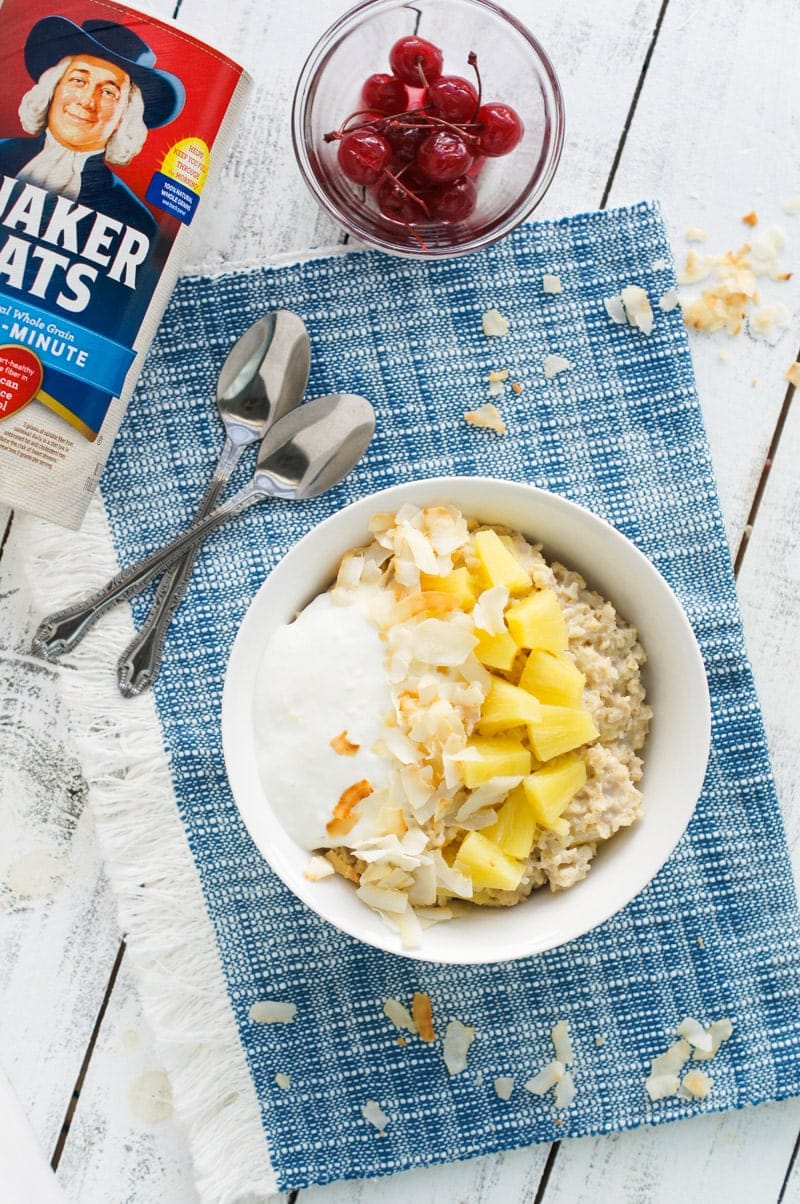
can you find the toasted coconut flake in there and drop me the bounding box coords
[741,210,758,227]
[488,368,510,383]
[443,1018,476,1074]
[659,287,679,312]
[326,779,374,838]
[750,301,791,339]
[784,195,800,215]
[786,361,800,387]
[248,1001,297,1024]
[465,402,506,435]
[383,997,418,1033]
[551,1020,574,1065]
[511,380,523,394]
[392,591,462,622]
[274,1073,291,1090]
[404,616,477,666]
[685,226,707,242]
[356,880,409,913]
[681,1068,713,1099]
[304,854,336,881]
[676,1016,713,1053]
[543,353,573,379]
[412,992,436,1042]
[493,1076,515,1100]
[554,1070,576,1109]
[482,306,510,337]
[543,273,563,293]
[523,1060,565,1095]
[361,1099,390,1134]
[330,730,360,756]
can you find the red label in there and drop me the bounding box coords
[0,345,44,421]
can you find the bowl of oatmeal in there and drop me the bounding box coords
[222,477,710,963]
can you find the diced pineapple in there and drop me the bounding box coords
[506,588,569,652]
[523,752,587,831]
[472,529,532,595]
[477,675,543,734]
[454,830,525,891]
[483,784,537,859]
[457,735,531,787]
[420,566,477,609]
[473,627,519,671]
[527,705,599,761]
[519,649,586,704]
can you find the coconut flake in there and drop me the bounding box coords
[443,1019,476,1075]
[659,287,679,312]
[543,274,563,293]
[650,1038,691,1078]
[685,226,707,242]
[551,1020,573,1065]
[493,1076,515,1100]
[361,1100,390,1133]
[464,402,506,434]
[604,295,627,324]
[304,854,336,881]
[523,1060,565,1095]
[274,1073,291,1090]
[786,361,800,387]
[676,1016,713,1053]
[554,1070,576,1109]
[620,285,654,334]
[543,354,573,379]
[383,998,418,1033]
[693,1018,734,1061]
[404,617,477,666]
[482,307,510,337]
[645,1072,680,1101]
[248,1001,297,1024]
[472,585,509,635]
[681,1068,713,1099]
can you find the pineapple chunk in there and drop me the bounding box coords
[472,529,532,595]
[527,704,599,761]
[506,588,569,652]
[457,735,531,787]
[523,753,587,832]
[478,675,543,734]
[473,627,519,671]
[519,649,586,704]
[420,566,477,609]
[454,830,525,891]
[483,784,537,859]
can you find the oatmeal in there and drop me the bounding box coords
[254,503,651,945]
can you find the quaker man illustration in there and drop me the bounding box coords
[0,15,185,239]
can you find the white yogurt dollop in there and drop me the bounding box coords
[253,591,392,849]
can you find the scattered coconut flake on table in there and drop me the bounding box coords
[677,226,792,337]
[443,1019,476,1075]
[680,1068,714,1099]
[685,226,707,242]
[274,1073,292,1091]
[482,307,509,337]
[523,1060,565,1095]
[645,1017,733,1099]
[786,361,800,387]
[361,1100,390,1135]
[248,1001,297,1024]
[620,285,654,334]
[784,195,800,215]
[412,991,436,1042]
[464,402,506,434]
[554,1070,576,1109]
[604,294,627,324]
[523,1019,576,1107]
[551,1019,574,1065]
[543,353,573,379]
[486,368,509,396]
[676,1016,713,1053]
[741,210,758,227]
[543,273,562,293]
[659,287,679,312]
[493,1076,515,1100]
[383,997,418,1034]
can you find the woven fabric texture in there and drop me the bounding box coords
[100,202,800,1190]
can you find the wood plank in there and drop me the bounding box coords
[603,0,800,550]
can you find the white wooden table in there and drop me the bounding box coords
[2,0,799,1200]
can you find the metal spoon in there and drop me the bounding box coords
[31,393,375,661]
[117,310,311,698]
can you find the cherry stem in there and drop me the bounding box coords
[468,50,482,120]
[382,167,431,216]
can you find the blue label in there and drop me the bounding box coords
[0,292,136,395]
[145,172,200,224]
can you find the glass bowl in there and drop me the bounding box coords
[291,0,565,258]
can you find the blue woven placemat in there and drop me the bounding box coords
[101,201,800,1190]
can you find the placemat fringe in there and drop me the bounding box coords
[17,501,275,1204]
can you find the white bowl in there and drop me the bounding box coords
[222,477,711,963]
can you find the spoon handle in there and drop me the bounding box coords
[116,437,243,698]
[31,484,260,660]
